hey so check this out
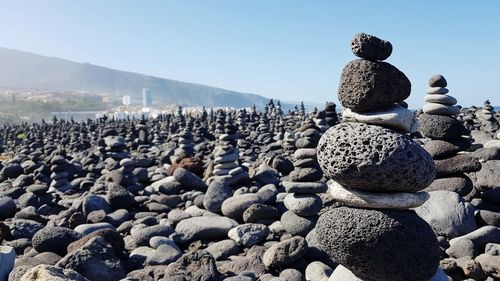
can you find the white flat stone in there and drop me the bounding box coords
[423,103,460,116]
[425,94,457,105]
[342,104,418,133]
[427,87,449,94]
[329,181,430,209]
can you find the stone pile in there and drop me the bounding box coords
[281,119,326,236]
[420,75,481,198]
[315,33,441,281]
[476,100,499,133]
[102,127,130,161]
[423,74,460,116]
[212,135,243,178]
[314,102,339,131]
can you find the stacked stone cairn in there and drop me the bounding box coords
[476,100,499,133]
[280,119,326,237]
[173,129,195,160]
[314,102,339,132]
[315,33,441,281]
[423,75,460,116]
[420,75,481,197]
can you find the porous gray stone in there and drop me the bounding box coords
[317,123,436,192]
[338,59,410,112]
[351,33,392,61]
[316,207,440,281]
[32,227,82,256]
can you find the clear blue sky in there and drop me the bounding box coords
[0,0,499,108]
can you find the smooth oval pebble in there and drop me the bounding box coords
[427,87,449,94]
[329,181,430,209]
[423,103,460,116]
[425,94,457,105]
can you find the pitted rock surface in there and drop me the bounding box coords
[351,32,393,61]
[316,207,440,281]
[338,59,411,112]
[317,123,436,192]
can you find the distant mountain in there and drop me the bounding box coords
[0,47,280,108]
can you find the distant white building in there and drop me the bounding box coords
[142,88,152,108]
[122,95,131,106]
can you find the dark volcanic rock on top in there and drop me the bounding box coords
[429,74,448,87]
[317,123,436,192]
[351,32,393,61]
[317,207,440,281]
[419,114,469,140]
[338,59,411,112]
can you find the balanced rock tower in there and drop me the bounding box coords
[315,33,441,281]
[420,75,481,198]
[280,119,326,236]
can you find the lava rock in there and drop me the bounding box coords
[316,207,440,281]
[164,250,221,281]
[317,123,435,192]
[337,59,411,112]
[32,226,82,256]
[56,237,126,281]
[351,32,393,61]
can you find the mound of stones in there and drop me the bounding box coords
[280,119,326,236]
[420,75,481,198]
[316,32,441,281]
[0,33,499,281]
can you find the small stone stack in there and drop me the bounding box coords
[280,119,325,236]
[102,127,130,161]
[316,33,441,281]
[423,75,460,116]
[420,75,481,197]
[476,100,499,133]
[212,135,241,177]
[282,131,296,156]
[314,102,339,131]
[173,129,195,160]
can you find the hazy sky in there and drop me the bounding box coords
[0,0,499,108]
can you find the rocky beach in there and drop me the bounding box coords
[0,33,499,281]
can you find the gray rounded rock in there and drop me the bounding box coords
[221,193,264,220]
[414,191,477,238]
[429,74,447,87]
[316,207,440,281]
[262,236,308,269]
[351,32,392,61]
[281,210,316,236]
[338,59,411,112]
[32,227,82,256]
[419,114,469,140]
[317,123,436,192]
[284,193,322,216]
[0,196,16,220]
